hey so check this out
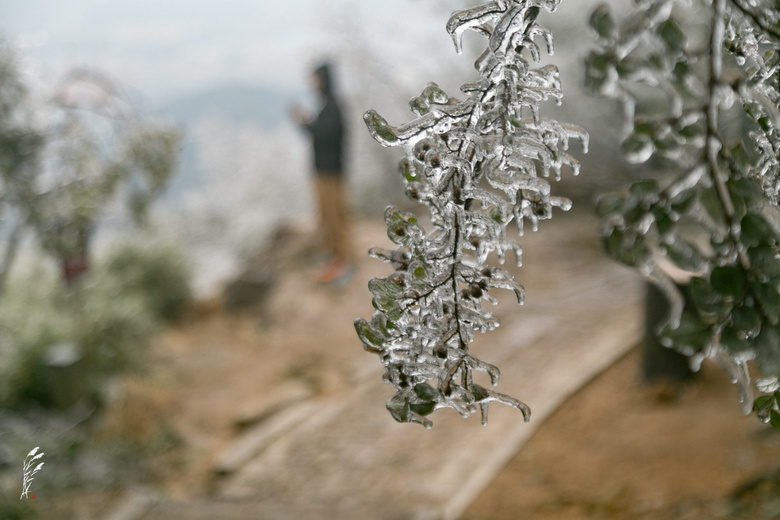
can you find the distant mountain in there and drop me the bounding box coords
[157,83,298,202]
[162,84,290,129]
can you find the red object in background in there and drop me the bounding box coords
[30,493,36,499]
[62,254,89,283]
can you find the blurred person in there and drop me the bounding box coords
[290,62,354,284]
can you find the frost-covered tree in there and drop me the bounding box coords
[0,43,181,286]
[34,68,181,282]
[356,0,587,427]
[586,0,780,428]
[1,42,182,287]
[28,68,181,283]
[0,40,43,297]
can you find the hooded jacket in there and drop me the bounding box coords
[304,64,346,176]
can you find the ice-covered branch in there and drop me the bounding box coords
[589,0,780,426]
[357,0,586,427]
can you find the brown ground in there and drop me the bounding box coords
[56,217,780,519]
[463,348,780,520]
[115,306,780,520]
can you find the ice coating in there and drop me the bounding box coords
[358,0,587,427]
[590,0,780,423]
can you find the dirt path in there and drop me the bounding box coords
[96,209,780,519]
[463,347,780,520]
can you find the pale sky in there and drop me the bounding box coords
[1,0,458,104]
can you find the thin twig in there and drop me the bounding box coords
[706,0,752,273]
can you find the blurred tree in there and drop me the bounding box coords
[0,40,185,410]
[0,41,181,286]
[0,40,43,298]
[33,68,182,283]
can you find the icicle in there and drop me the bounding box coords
[712,347,754,415]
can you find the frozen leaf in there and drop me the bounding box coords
[662,239,707,273]
[747,246,780,279]
[629,179,660,198]
[660,310,712,354]
[669,188,698,214]
[604,228,652,267]
[621,134,654,163]
[689,277,730,318]
[754,394,775,413]
[653,207,675,236]
[740,212,777,247]
[364,110,399,146]
[354,318,386,352]
[658,18,686,52]
[710,266,747,299]
[595,192,626,217]
[750,278,780,324]
[410,401,437,417]
[771,410,780,429]
[755,377,779,394]
[729,304,762,338]
[589,4,617,42]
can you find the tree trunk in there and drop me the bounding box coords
[0,220,23,301]
[643,281,694,382]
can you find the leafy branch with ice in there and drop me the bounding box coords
[356,0,587,428]
[587,0,780,427]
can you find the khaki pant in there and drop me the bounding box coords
[314,174,352,262]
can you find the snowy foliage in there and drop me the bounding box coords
[34,68,181,264]
[357,0,587,427]
[587,0,780,427]
[0,41,43,295]
[0,44,181,281]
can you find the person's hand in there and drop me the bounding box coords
[288,104,308,125]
